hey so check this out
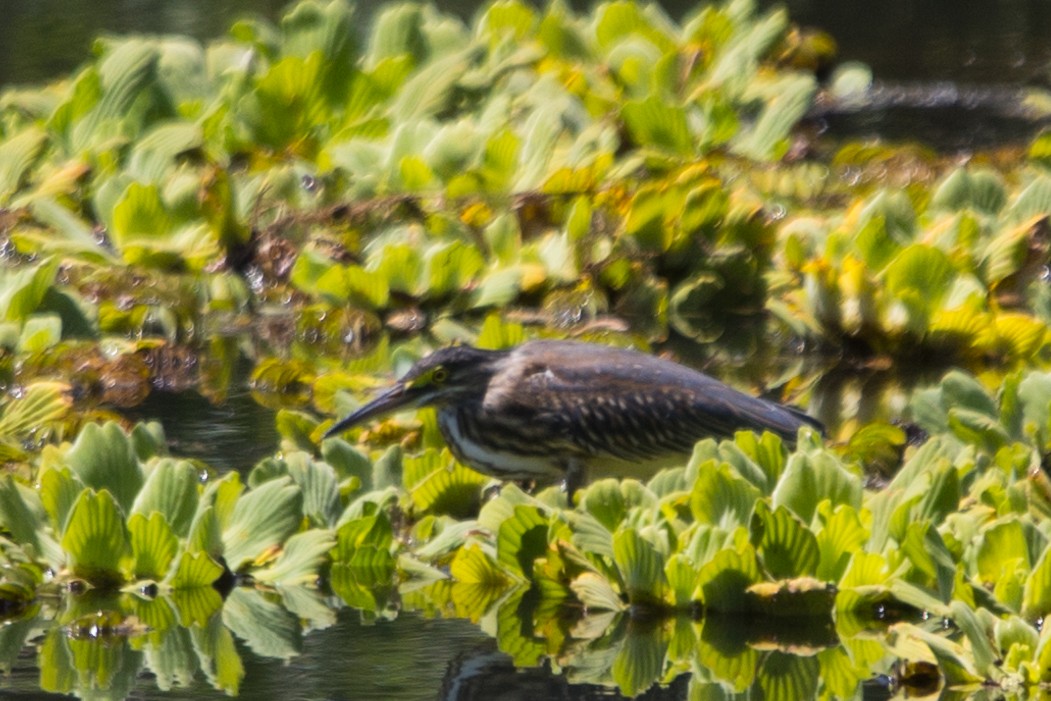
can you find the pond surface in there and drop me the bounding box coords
[2,0,1049,87]
[1,610,492,700]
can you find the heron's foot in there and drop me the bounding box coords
[481,481,504,502]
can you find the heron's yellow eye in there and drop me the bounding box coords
[432,367,448,384]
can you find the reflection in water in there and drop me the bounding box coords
[440,646,690,701]
[812,81,1050,151]
[759,0,1051,85]
[122,356,279,474]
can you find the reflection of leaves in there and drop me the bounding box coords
[191,613,244,695]
[696,615,759,692]
[222,588,302,661]
[757,651,819,701]
[611,621,667,697]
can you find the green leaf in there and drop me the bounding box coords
[613,528,667,606]
[1024,540,1051,618]
[690,461,762,529]
[187,503,223,559]
[0,127,47,201]
[0,381,71,439]
[283,453,341,528]
[252,529,336,586]
[108,181,220,269]
[568,509,615,560]
[814,504,867,582]
[950,600,999,678]
[496,505,548,578]
[1009,176,1051,222]
[570,571,626,612]
[0,475,48,554]
[334,511,394,561]
[169,550,224,590]
[884,243,956,313]
[23,198,119,264]
[366,2,425,65]
[424,240,485,298]
[321,439,374,489]
[664,553,699,608]
[0,258,58,323]
[221,476,303,572]
[734,74,816,161]
[931,167,1006,214]
[976,518,1030,582]
[835,551,891,617]
[581,478,628,531]
[189,611,244,694]
[697,544,761,613]
[370,242,423,296]
[329,513,396,609]
[622,96,691,153]
[391,50,473,120]
[733,431,788,492]
[50,39,161,153]
[39,467,82,539]
[128,511,178,581]
[17,313,61,353]
[126,121,204,182]
[60,489,128,586]
[132,458,199,537]
[751,500,819,579]
[66,421,143,514]
[771,450,861,525]
[408,454,487,519]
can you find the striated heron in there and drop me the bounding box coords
[324,340,823,492]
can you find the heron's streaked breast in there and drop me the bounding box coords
[437,407,567,481]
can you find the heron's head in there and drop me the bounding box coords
[323,345,502,438]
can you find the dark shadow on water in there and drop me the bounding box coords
[122,380,279,475]
[440,647,690,701]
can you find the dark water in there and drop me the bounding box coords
[1,0,1049,87]
[0,610,493,701]
[769,0,1051,85]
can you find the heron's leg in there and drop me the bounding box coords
[564,459,585,504]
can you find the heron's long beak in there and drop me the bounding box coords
[323,381,417,439]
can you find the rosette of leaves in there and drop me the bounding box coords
[383,366,1051,693]
[771,170,1051,363]
[0,0,834,374]
[0,421,336,597]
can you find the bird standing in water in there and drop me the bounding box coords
[324,340,823,493]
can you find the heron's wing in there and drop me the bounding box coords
[484,341,818,458]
